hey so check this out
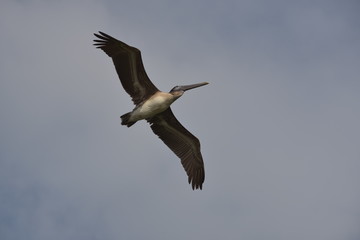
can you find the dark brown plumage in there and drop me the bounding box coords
[94,31,158,105]
[148,109,205,189]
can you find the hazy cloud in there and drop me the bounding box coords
[1,0,359,239]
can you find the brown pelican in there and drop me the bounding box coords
[93,31,208,190]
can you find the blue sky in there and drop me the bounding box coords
[1,0,360,239]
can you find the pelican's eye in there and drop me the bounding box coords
[170,86,181,92]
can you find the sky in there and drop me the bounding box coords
[1,0,360,239]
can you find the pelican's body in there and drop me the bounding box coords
[123,92,179,126]
[93,31,208,190]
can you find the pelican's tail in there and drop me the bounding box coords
[120,112,136,127]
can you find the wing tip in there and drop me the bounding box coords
[189,168,205,190]
[191,183,203,190]
[93,31,110,39]
[93,31,115,45]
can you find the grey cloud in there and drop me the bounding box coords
[1,0,360,239]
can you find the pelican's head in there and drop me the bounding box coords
[169,82,209,98]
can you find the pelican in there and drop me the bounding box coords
[93,31,208,190]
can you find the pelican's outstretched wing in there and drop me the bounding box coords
[94,31,159,105]
[148,108,205,190]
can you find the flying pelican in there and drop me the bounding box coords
[93,31,208,190]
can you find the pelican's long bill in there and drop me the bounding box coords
[176,82,209,92]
